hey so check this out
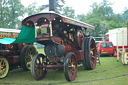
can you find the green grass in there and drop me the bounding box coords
[1,47,128,85]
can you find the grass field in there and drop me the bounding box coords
[0,47,128,85]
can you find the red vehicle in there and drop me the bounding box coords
[97,41,115,56]
[21,0,97,81]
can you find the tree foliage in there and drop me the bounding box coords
[0,0,127,36]
[25,2,40,16]
[0,0,24,28]
[40,0,65,13]
[63,6,75,19]
[0,0,41,29]
[8,0,25,28]
[75,0,127,37]
[0,0,11,28]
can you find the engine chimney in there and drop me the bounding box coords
[49,0,55,11]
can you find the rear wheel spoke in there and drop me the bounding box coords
[91,61,93,66]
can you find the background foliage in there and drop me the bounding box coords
[0,0,128,37]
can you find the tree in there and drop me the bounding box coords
[63,6,75,19]
[78,0,112,36]
[85,18,109,37]
[0,0,42,29]
[122,8,128,21]
[25,2,40,16]
[76,14,86,22]
[0,0,10,28]
[107,14,126,29]
[87,0,114,20]
[40,0,65,14]
[8,0,25,28]
[77,0,127,37]
[0,0,25,28]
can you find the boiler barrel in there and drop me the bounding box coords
[44,43,75,57]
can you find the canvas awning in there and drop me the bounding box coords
[0,25,36,44]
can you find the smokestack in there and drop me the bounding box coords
[49,0,55,11]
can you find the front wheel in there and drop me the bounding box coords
[64,52,77,81]
[0,57,9,79]
[31,54,47,80]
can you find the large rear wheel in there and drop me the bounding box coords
[0,57,9,79]
[31,54,47,80]
[64,52,77,81]
[20,45,37,71]
[82,37,97,70]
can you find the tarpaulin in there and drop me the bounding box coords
[0,25,36,44]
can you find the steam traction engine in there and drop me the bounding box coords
[22,12,97,81]
[0,29,37,79]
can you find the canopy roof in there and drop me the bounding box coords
[22,12,95,30]
[0,28,21,33]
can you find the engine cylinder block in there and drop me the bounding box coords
[44,44,64,57]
